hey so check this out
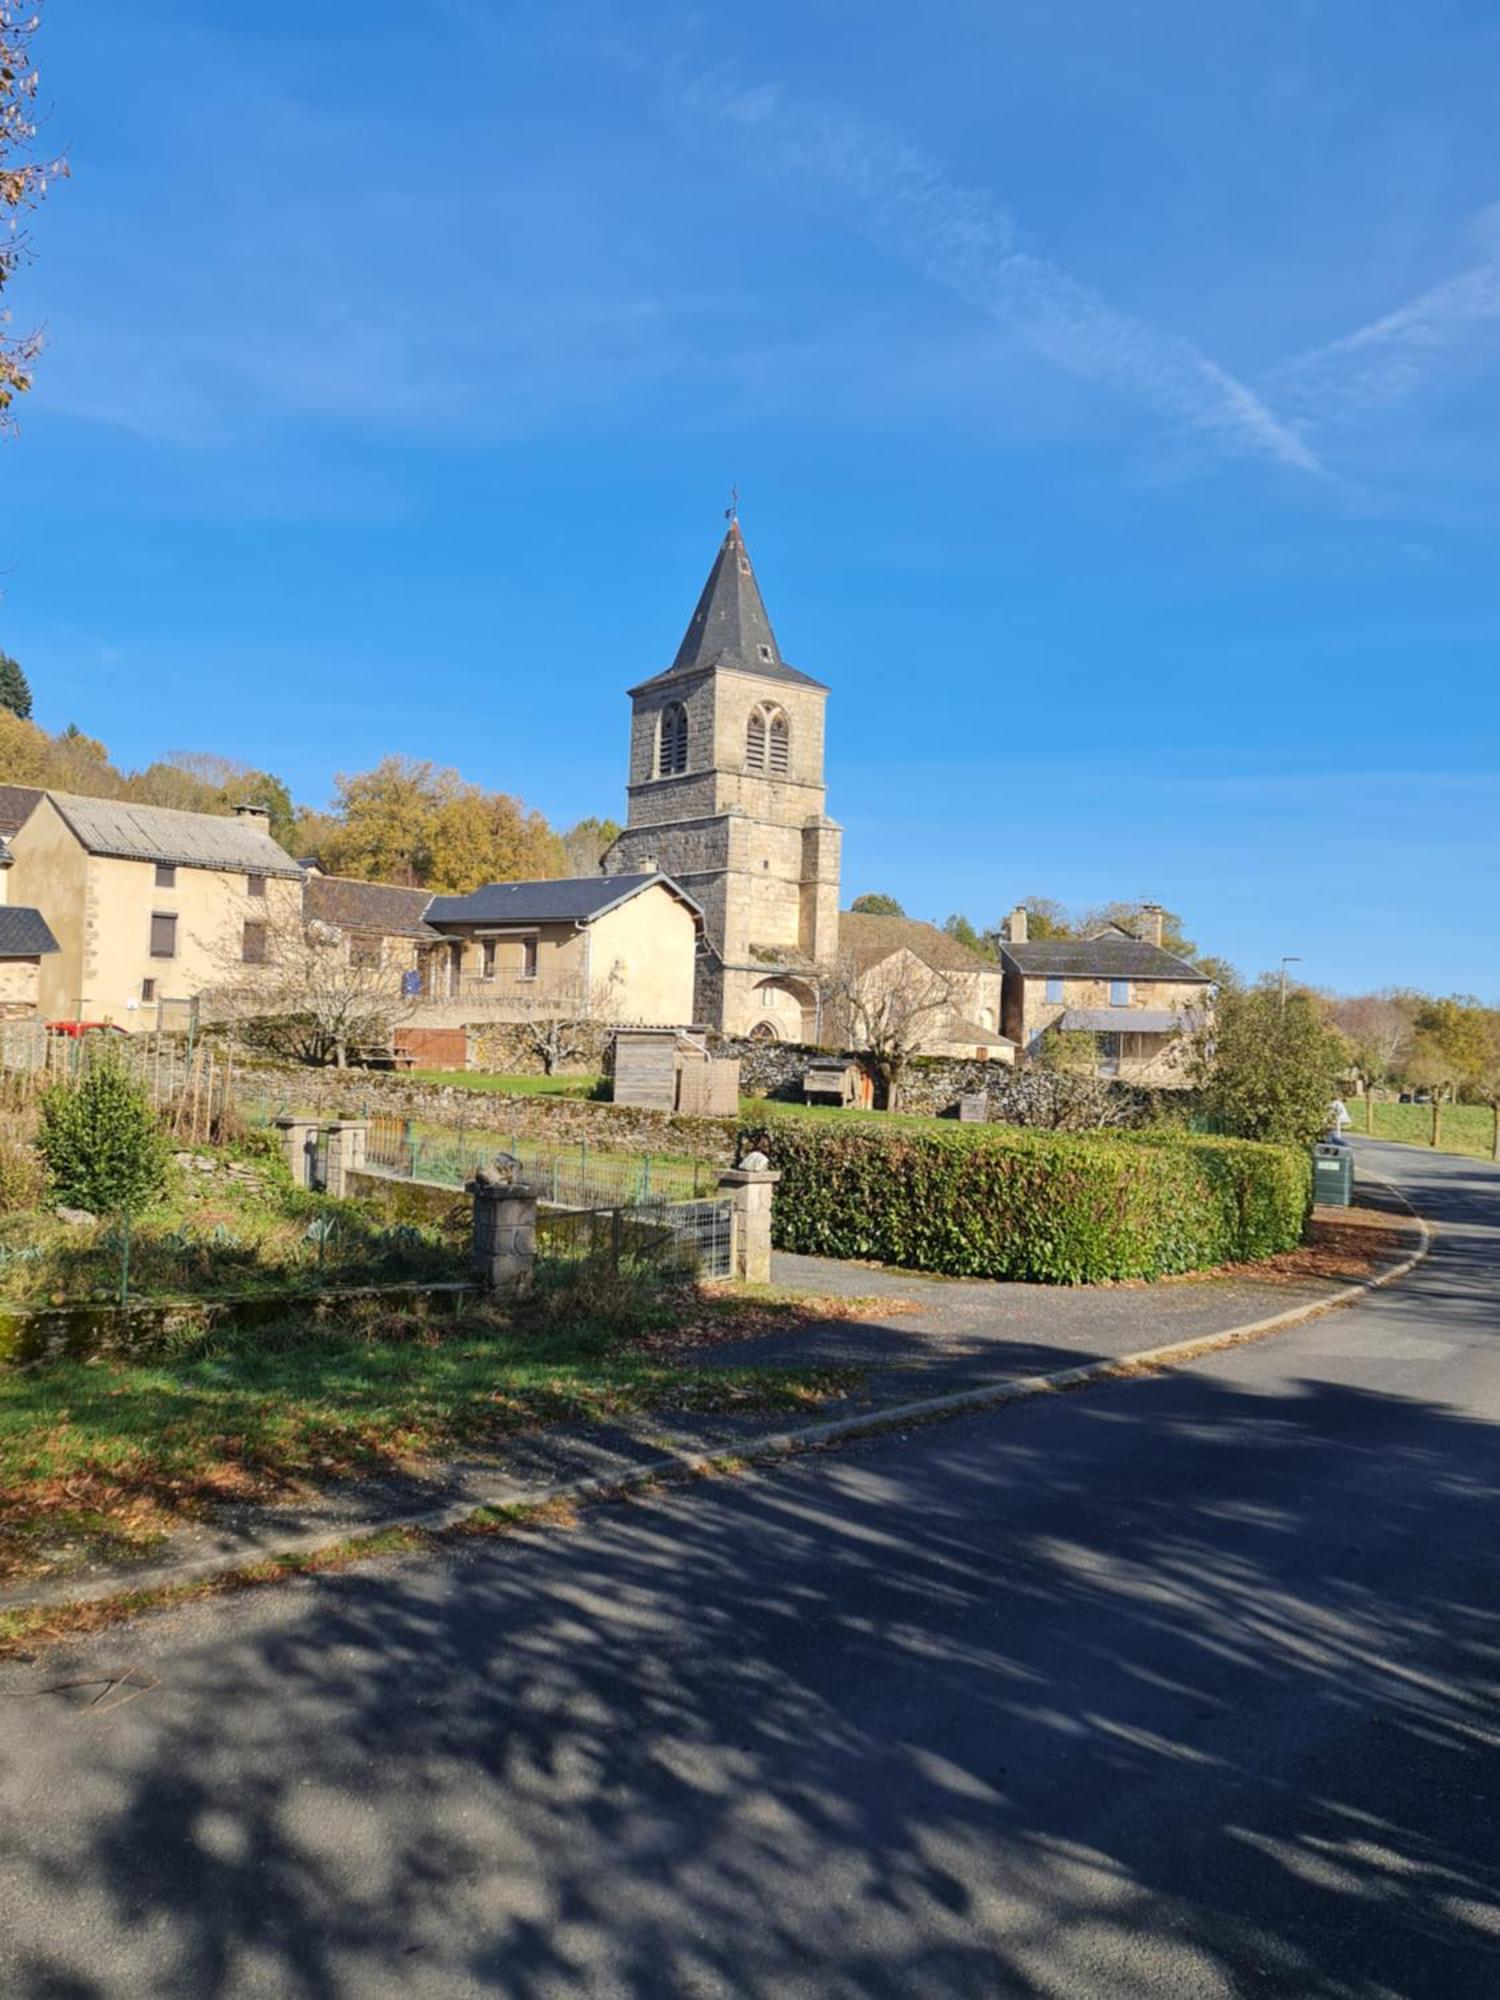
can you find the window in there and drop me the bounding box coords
[1045,976,1064,1003]
[242,920,268,965]
[481,939,497,979]
[746,703,790,776]
[520,938,538,980]
[247,873,267,898]
[1110,979,1131,1006]
[149,913,177,959]
[154,863,176,889]
[141,978,156,1004]
[657,702,688,777]
[350,934,381,970]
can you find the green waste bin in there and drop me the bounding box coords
[1312,1142,1353,1207]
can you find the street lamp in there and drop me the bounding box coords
[1278,956,1302,1012]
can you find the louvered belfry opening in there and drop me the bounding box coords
[767,708,789,777]
[658,702,688,776]
[746,702,789,777]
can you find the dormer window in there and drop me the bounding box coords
[758,643,773,661]
[657,701,688,777]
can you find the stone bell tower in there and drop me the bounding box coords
[603,518,841,1036]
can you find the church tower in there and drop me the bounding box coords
[602,519,841,1037]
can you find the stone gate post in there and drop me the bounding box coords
[272,1115,321,1191]
[467,1166,542,1298]
[717,1151,781,1285]
[322,1118,369,1198]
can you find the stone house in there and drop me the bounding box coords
[998,906,1212,1086]
[602,519,842,1037]
[837,910,1015,1063]
[417,874,701,1028]
[0,836,59,1019]
[6,792,304,1030]
[300,872,440,981]
[0,785,43,840]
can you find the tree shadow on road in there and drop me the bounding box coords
[4,1222,1499,1997]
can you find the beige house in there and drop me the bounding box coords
[836,910,1015,1063]
[602,520,842,1035]
[999,906,1211,1086]
[301,872,439,980]
[6,792,303,1029]
[0,837,59,1019]
[417,873,702,1028]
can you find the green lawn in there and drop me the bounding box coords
[1363,1100,1496,1161]
[407,1070,605,1098]
[0,1293,855,1582]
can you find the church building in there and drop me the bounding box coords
[603,520,842,1037]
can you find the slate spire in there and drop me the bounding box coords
[669,519,783,675]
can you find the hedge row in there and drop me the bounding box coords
[737,1119,1311,1283]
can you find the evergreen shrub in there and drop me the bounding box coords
[737,1118,1310,1283]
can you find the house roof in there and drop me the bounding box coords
[943,1014,1017,1046]
[0,785,43,837]
[0,905,59,956]
[424,873,703,930]
[1000,931,1211,983]
[45,792,303,877]
[303,872,439,940]
[630,521,827,696]
[839,910,999,976]
[1059,1007,1188,1034]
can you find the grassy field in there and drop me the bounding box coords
[407,1070,605,1098]
[1362,1101,1496,1161]
[0,1287,857,1583]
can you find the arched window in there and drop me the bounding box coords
[746,702,790,776]
[657,702,688,777]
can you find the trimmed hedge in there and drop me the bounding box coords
[737,1118,1311,1283]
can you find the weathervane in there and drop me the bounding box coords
[725,485,739,523]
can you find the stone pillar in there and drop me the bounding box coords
[322,1119,369,1198]
[467,1169,542,1298]
[718,1152,781,1285]
[273,1115,321,1190]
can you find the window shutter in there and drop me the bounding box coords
[149,913,177,959]
[768,711,789,777]
[242,921,268,965]
[746,708,767,772]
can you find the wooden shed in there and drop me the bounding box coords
[613,1029,740,1115]
[801,1057,872,1109]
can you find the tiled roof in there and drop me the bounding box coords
[839,910,999,976]
[0,785,43,836]
[1000,934,1210,982]
[425,873,703,928]
[46,792,303,876]
[303,873,439,939]
[0,905,58,955]
[631,521,827,695]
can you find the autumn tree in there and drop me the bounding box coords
[1405,996,1495,1102]
[1325,989,1416,1094]
[1,3,66,425]
[427,785,564,893]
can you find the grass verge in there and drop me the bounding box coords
[0,1288,862,1586]
[406,1071,605,1099]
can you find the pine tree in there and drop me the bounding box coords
[0,650,31,720]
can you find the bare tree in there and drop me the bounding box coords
[1323,989,1416,1093]
[202,907,414,1069]
[2,4,66,426]
[820,946,957,1110]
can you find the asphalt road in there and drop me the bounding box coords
[1,1139,1496,1999]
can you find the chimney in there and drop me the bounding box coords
[233,803,271,828]
[1007,904,1028,944]
[1139,903,1164,948]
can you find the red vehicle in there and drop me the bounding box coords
[45,1020,127,1039]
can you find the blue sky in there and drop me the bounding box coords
[5,0,1499,994]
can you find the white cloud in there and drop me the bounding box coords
[681,76,1321,476]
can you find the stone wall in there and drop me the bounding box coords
[239,1061,740,1163]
